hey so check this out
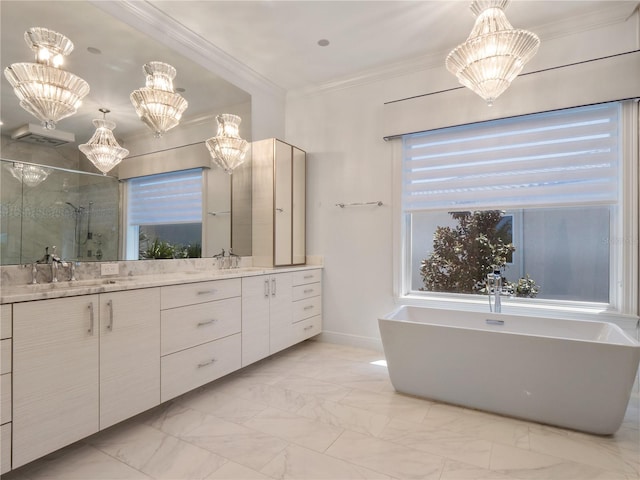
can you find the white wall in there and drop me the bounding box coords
[285,12,639,349]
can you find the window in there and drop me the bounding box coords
[400,101,637,314]
[125,169,203,260]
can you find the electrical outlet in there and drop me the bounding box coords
[100,263,119,276]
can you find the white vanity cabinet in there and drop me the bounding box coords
[242,272,293,366]
[160,278,242,402]
[291,269,322,343]
[252,138,306,267]
[1,304,12,474]
[12,288,160,468]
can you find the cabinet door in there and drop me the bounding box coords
[241,275,271,366]
[100,289,160,430]
[274,140,292,266]
[269,273,294,354]
[13,296,99,468]
[292,146,306,265]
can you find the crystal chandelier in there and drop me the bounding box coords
[78,109,129,175]
[130,61,188,137]
[205,114,250,175]
[4,27,90,130]
[4,162,52,187]
[446,0,540,106]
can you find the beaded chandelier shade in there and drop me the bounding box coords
[78,109,129,175]
[205,114,249,175]
[130,61,188,138]
[4,162,52,187]
[446,0,540,105]
[4,27,90,130]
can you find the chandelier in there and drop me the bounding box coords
[4,162,52,187]
[445,0,540,106]
[205,114,250,175]
[78,109,129,175]
[4,27,90,130]
[130,61,188,137]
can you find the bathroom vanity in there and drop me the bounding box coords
[0,265,322,471]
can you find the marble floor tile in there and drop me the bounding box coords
[4,340,638,480]
[243,406,343,452]
[87,422,226,479]
[379,418,493,469]
[325,429,445,479]
[260,444,392,480]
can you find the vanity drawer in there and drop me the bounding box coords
[1,374,10,425]
[161,333,241,402]
[292,269,322,286]
[0,340,10,375]
[0,305,11,340]
[161,297,241,355]
[293,296,322,323]
[1,422,10,474]
[291,315,321,344]
[161,278,241,310]
[293,282,321,301]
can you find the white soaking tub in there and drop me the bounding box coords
[378,306,640,435]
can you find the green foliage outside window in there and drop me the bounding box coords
[419,210,539,297]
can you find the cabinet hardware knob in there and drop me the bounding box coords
[197,319,216,327]
[197,358,216,368]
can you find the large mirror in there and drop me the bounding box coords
[0,1,252,265]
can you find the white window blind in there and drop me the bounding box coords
[402,102,621,212]
[128,168,203,225]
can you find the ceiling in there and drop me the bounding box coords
[1,1,637,144]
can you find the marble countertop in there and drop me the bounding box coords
[1,265,321,304]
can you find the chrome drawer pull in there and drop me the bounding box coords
[197,319,216,327]
[303,275,314,279]
[197,289,217,296]
[107,300,114,330]
[88,303,95,335]
[304,325,314,331]
[197,358,216,368]
[304,289,314,294]
[264,279,269,297]
[304,305,314,311]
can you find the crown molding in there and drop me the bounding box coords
[89,0,285,102]
[290,2,637,99]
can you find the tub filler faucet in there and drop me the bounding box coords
[486,267,506,313]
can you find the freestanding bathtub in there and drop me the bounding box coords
[379,305,640,435]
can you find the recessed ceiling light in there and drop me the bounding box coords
[87,47,102,55]
[317,39,330,47]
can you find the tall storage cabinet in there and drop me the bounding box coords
[252,138,306,267]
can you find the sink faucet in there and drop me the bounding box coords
[32,246,73,283]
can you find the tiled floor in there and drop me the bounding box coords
[3,340,639,480]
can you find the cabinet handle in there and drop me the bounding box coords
[303,275,314,279]
[88,303,95,335]
[197,358,216,368]
[275,208,284,213]
[106,300,114,331]
[264,279,270,298]
[304,305,315,311]
[197,289,217,296]
[304,288,314,294]
[304,325,314,331]
[197,319,216,327]
[271,278,276,297]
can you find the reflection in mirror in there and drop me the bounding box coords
[1,159,119,265]
[0,1,253,263]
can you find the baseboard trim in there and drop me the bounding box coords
[316,330,384,352]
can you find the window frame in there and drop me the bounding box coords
[393,101,639,325]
